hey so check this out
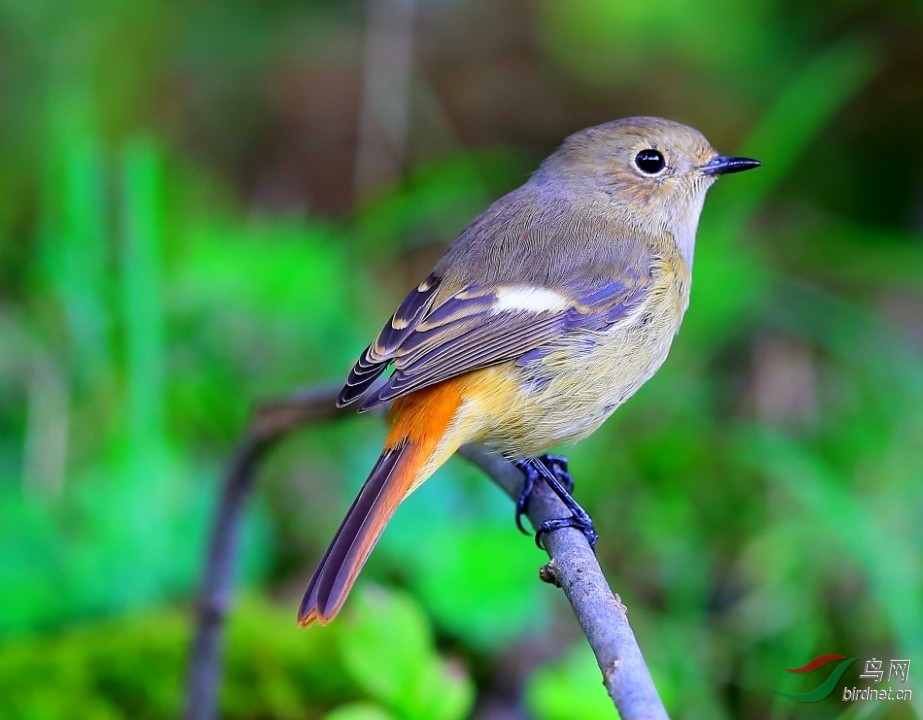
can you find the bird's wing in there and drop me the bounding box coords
[337,264,652,410]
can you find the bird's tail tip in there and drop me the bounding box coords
[296,442,416,629]
[296,607,324,627]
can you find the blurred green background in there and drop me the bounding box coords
[1,0,921,718]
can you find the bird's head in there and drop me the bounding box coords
[535,116,759,260]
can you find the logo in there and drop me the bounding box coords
[769,654,913,703]
[768,654,857,702]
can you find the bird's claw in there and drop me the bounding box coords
[514,454,598,552]
[535,514,598,550]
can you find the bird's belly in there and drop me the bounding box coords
[465,283,688,458]
[529,321,678,445]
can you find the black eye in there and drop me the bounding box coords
[635,149,665,175]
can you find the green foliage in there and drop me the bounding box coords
[336,590,473,720]
[526,644,620,720]
[323,705,397,720]
[402,522,551,650]
[539,0,779,84]
[0,606,187,720]
[0,592,473,720]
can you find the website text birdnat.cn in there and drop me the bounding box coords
[842,658,912,702]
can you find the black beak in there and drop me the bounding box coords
[701,155,761,176]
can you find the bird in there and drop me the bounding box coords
[298,116,759,626]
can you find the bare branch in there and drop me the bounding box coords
[184,383,669,720]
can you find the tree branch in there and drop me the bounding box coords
[184,383,669,720]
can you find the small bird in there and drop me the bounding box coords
[299,116,759,626]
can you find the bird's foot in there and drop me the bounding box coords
[514,454,597,551]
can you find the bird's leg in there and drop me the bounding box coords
[514,455,597,551]
[539,454,574,493]
[513,458,538,534]
[514,455,571,530]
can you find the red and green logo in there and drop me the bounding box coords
[769,654,857,702]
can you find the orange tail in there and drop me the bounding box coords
[298,379,464,626]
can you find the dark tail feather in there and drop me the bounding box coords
[298,441,416,626]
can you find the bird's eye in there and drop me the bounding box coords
[635,149,666,175]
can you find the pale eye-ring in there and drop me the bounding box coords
[635,149,666,175]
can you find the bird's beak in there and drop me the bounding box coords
[701,155,761,176]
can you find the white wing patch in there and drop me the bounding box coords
[494,286,570,313]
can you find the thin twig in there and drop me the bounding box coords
[183,386,343,720]
[184,383,669,720]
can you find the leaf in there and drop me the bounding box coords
[413,526,550,649]
[336,588,474,720]
[336,588,436,708]
[526,643,618,720]
[322,702,397,720]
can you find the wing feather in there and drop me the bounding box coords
[338,263,653,410]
